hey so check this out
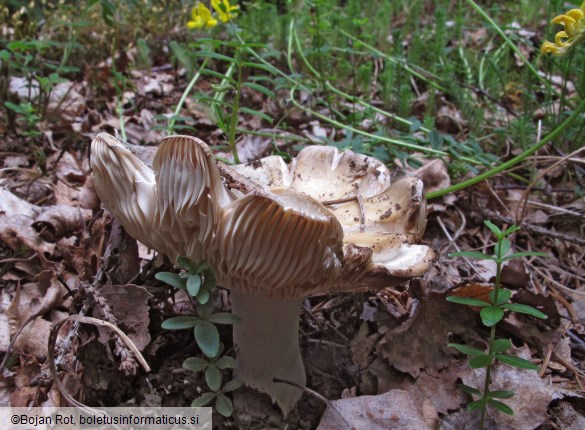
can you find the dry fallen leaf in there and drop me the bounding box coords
[396,366,468,416]
[450,284,492,305]
[549,401,585,430]
[350,322,381,368]
[0,187,91,260]
[0,187,55,260]
[459,344,554,430]
[317,389,435,430]
[376,291,483,378]
[6,271,67,358]
[410,159,451,195]
[98,284,152,351]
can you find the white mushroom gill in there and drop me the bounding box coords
[90,133,434,416]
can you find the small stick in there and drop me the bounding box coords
[273,377,351,430]
[322,193,366,232]
[322,196,358,205]
[216,161,260,194]
[517,138,584,222]
[552,351,585,391]
[539,342,554,378]
[477,207,585,246]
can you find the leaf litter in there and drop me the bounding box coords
[1,13,585,430]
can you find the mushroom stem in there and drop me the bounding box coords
[230,289,305,416]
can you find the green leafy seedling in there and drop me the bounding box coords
[447,221,547,429]
[158,257,241,416]
[183,344,236,391]
[191,378,244,417]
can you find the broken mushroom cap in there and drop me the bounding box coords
[231,145,434,293]
[90,133,434,416]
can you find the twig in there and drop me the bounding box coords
[517,145,585,222]
[273,377,351,430]
[533,266,585,298]
[436,215,482,278]
[306,339,346,348]
[493,186,575,193]
[322,196,358,205]
[539,342,554,378]
[0,254,37,264]
[552,351,585,391]
[55,221,141,374]
[518,200,583,218]
[484,182,513,218]
[567,330,585,353]
[458,82,518,117]
[48,315,148,429]
[216,161,261,195]
[303,304,349,343]
[476,207,585,246]
[0,308,44,372]
[550,289,579,321]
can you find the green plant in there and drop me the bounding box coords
[1,40,71,115]
[166,37,277,163]
[157,257,242,417]
[161,2,278,163]
[4,101,41,138]
[447,221,548,428]
[203,40,276,162]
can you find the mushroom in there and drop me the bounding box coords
[90,133,434,415]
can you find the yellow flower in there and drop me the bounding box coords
[541,1,585,56]
[211,0,239,23]
[187,2,218,30]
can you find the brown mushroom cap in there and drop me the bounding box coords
[91,134,433,299]
[212,187,344,298]
[152,135,234,262]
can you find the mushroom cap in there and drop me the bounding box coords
[212,187,344,297]
[91,134,433,298]
[231,145,392,200]
[91,133,162,251]
[232,145,434,293]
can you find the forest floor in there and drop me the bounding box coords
[1,1,585,429]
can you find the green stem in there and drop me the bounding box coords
[480,324,496,430]
[235,128,312,143]
[228,48,242,164]
[168,58,208,134]
[286,20,297,75]
[234,27,311,92]
[325,82,431,133]
[293,22,334,117]
[117,98,126,142]
[293,27,320,78]
[427,98,585,199]
[214,62,237,106]
[465,0,555,95]
[480,241,504,430]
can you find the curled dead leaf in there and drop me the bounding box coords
[6,271,67,358]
